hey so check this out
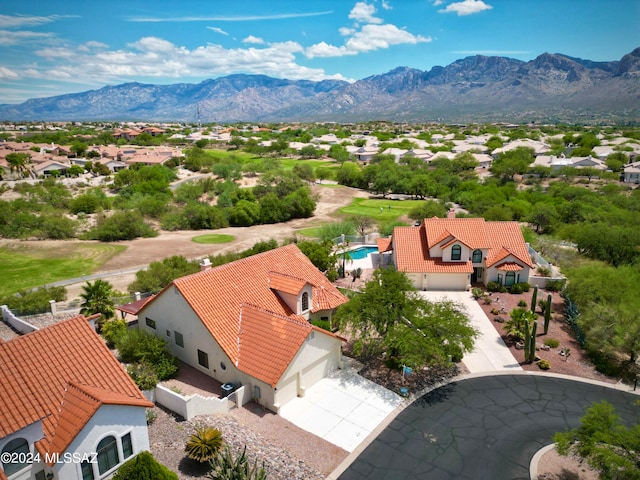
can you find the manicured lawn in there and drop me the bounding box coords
[296,226,325,238]
[0,243,126,297]
[191,234,235,244]
[339,198,424,221]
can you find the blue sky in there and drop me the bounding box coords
[1,0,638,104]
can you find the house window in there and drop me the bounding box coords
[175,331,184,348]
[301,292,309,311]
[198,350,209,369]
[497,274,503,285]
[2,438,30,475]
[472,249,483,263]
[81,461,95,480]
[220,361,227,371]
[145,317,156,329]
[122,432,133,459]
[35,470,47,480]
[97,435,119,475]
[451,244,461,261]
[254,385,261,399]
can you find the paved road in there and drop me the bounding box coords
[338,374,639,480]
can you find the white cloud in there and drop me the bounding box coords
[128,11,333,23]
[0,14,58,28]
[433,0,446,6]
[306,24,431,58]
[348,2,383,24]
[207,27,229,36]
[0,29,54,46]
[0,66,19,79]
[381,1,392,10]
[339,27,356,36]
[242,35,264,44]
[439,0,493,16]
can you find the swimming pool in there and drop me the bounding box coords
[348,246,379,260]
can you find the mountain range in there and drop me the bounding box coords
[1,48,639,124]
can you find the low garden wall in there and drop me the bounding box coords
[1,305,38,334]
[154,384,247,420]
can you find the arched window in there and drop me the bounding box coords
[2,438,29,476]
[472,249,483,263]
[451,245,461,261]
[97,436,119,475]
[301,292,309,311]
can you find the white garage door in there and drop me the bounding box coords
[275,374,297,406]
[427,273,467,291]
[302,354,334,389]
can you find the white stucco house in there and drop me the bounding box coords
[0,315,152,480]
[380,213,534,291]
[137,244,348,413]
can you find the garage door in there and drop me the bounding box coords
[302,354,334,390]
[427,273,467,291]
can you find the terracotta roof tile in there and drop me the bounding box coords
[392,218,532,274]
[268,272,308,295]
[116,295,155,315]
[144,244,347,386]
[495,262,525,271]
[376,237,392,253]
[0,315,151,456]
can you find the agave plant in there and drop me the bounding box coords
[185,426,223,463]
[208,446,267,480]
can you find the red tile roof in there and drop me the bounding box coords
[495,262,524,271]
[0,315,151,461]
[147,244,347,386]
[392,218,533,274]
[116,295,156,316]
[376,237,392,253]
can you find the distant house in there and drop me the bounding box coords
[623,161,640,183]
[137,244,348,413]
[383,213,534,291]
[0,315,152,480]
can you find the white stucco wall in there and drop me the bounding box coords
[54,404,149,480]
[485,254,531,285]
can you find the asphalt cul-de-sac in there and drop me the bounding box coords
[339,374,639,480]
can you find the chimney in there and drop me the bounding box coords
[134,292,141,301]
[200,258,212,271]
[447,208,456,219]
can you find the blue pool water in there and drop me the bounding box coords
[348,246,378,260]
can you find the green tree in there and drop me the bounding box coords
[525,202,558,233]
[113,451,178,480]
[605,152,628,172]
[6,152,34,178]
[335,268,477,367]
[408,201,447,222]
[80,279,116,320]
[296,240,334,273]
[128,256,200,294]
[490,147,534,182]
[89,211,157,241]
[553,401,640,480]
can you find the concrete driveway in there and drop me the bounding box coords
[279,364,404,452]
[417,291,522,373]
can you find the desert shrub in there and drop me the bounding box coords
[545,279,566,292]
[146,409,158,425]
[471,287,484,300]
[116,329,179,381]
[311,319,332,332]
[537,359,551,370]
[101,319,128,348]
[487,281,502,292]
[482,295,492,305]
[536,266,551,277]
[127,362,159,391]
[518,300,527,307]
[0,286,67,316]
[544,338,560,349]
[491,308,500,315]
[509,282,530,294]
[113,451,178,480]
[185,427,223,463]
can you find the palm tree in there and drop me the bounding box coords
[6,152,35,178]
[79,279,116,320]
[185,427,223,463]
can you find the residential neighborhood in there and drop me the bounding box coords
[1,120,639,480]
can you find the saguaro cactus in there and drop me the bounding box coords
[531,285,538,314]
[529,321,538,363]
[523,320,531,361]
[544,293,552,334]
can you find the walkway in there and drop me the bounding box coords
[335,373,639,480]
[417,291,522,373]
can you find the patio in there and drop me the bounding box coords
[162,360,225,398]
